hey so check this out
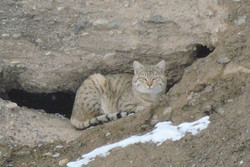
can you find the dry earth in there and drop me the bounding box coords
[0,0,250,167]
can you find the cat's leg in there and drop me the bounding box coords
[70,73,107,129]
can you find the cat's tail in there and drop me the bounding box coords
[71,111,133,130]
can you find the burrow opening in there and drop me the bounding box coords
[195,44,214,59]
[0,45,214,119]
[4,89,75,119]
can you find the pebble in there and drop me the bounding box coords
[59,158,69,166]
[92,19,118,31]
[221,13,229,20]
[13,33,21,38]
[202,105,212,112]
[53,152,60,158]
[234,16,246,25]
[105,132,111,137]
[43,152,53,157]
[148,14,167,23]
[36,38,42,43]
[217,57,230,64]
[55,145,64,149]
[2,34,10,37]
[5,102,18,109]
[10,60,21,65]
[216,108,225,115]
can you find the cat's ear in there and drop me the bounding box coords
[133,61,144,74]
[155,60,166,73]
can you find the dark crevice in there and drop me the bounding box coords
[195,44,214,59]
[3,89,75,119]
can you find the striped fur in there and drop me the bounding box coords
[70,60,167,130]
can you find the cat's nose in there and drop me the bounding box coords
[146,80,153,87]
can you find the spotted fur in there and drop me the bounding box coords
[70,60,167,129]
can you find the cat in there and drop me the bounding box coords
[70,60,167,130]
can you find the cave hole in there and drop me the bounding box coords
[5,89,75,119]
[195,44,214,58]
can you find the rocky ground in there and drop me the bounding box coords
[0,0,250,167]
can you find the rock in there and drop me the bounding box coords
[105,132,111,137]
[92,19,119,31]
[217,57,230,64]
[59,158,69,166]
[224,63,250,75]
[13,33,21,38]
[202,105,212,112]
[53,152,60,158]
[43,152,53,157]
[1,34,10,37]
[216,108,225,115]
[5,102,18,109]
[147,14,168,24]
[55,145,64,149]
[234,16,246,25]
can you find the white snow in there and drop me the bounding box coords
[67,116,210,167]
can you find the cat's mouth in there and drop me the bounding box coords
[137,87,163,94]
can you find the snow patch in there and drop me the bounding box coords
[67,116,210,167]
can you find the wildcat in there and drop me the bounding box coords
[70,60,167,129]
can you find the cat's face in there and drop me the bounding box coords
[132,60,167,94]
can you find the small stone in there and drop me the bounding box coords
[203,105,212,112]
[148,14,167,24]
[217,57,230,64]
[216,108,224,115]
[81,32,89,36]
[13,33,21,38]
[163,107,172,115]
[5,102,17,109]
[10,60,21,65]
[43,152,53,157]
[36,38,42,43]
[53,152,60,158]
[59,158,69,166]
[221,13,229,20]
[2,34,10,37]
[45,51,51,56]
[55,145,64,149]
[57,7,64,11]
[93,19,119,31]
[123,3,130,7]
[106,132,111,137]
[234,16,246,25]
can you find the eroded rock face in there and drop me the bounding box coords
[0,0,227,93]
